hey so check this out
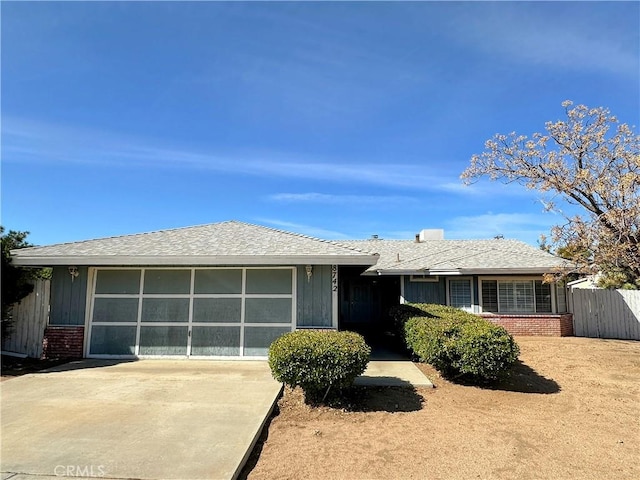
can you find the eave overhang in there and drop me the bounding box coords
[364,266,568,276]
[10,254,379,267]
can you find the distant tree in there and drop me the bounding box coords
[1,227,48,339]
[462,101,640,289]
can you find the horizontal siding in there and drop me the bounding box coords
[296,265,332,327]
[50,266,88,326]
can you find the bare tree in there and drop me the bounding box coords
[462,101,640,288]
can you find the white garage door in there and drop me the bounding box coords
[87,268,295,358]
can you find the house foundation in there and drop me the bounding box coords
[42,326,84,359]
[481,313,574,337]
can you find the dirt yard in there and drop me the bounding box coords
[243,337,640,480]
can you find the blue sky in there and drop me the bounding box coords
[2,1,638,247]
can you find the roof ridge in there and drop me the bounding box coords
[342,238,527,243]
[14,220,235,252]
[237,221,373,255]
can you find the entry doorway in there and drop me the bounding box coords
[339,267,403,356]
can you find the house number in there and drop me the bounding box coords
[331,265,338,292]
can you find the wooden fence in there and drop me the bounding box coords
[569,288,640,340]
[2,279,50,358]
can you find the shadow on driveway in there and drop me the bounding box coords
[1,359,281,480]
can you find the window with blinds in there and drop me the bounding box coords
[481,279,552,314]
[449,279,472,310]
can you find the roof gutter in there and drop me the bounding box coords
[363,269,461,276]
[363,266,567,276]
[10,254,379,267]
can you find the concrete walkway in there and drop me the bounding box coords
[355,360,434,388]
[1,360,282,480]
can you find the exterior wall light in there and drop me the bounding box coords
[305,265,313,283]
[68,266,79,282]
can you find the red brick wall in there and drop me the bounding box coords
[42,326,84,359]
[480,314,574,337]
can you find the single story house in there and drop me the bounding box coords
[10,221,572,359]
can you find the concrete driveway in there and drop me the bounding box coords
[1,360,282,480]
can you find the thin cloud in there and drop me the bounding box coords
[255,218,350,240]
[440,181,536,198]
[2,117,464,191]
[443,212,558,244]
[268,192,417,205]
[449,3,638,76]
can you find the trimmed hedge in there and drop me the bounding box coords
[402,303,519,381]
[268,330,371,404]
[389,304,433,332]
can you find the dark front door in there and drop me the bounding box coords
[344,280,375,326]
[339,268,400,333]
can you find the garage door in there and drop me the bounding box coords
[87,268,295,358]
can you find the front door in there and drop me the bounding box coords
[344,280,375,326]
[339,270,400,332]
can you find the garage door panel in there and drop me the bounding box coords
[244,327,291,356]
[139,326,188,355]
[143,270,191,294]
[95,270,141,294]
[245,298,292,323]
[141,298,189,323]
[93,298,139,323]
[192,298,241,323]
[89,268,294,357]
[191,326,241,356]
[246,269,292,294]
[194,269,242,294]
[90,326,136,355]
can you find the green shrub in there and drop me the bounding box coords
[388,304,433,332]
[268,330,371,404]
[409,303,481,323]
[403,304,519,381]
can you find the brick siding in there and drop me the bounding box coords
[480,313,574,337]
[42,326,84,359]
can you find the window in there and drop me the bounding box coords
[409,274,439,283]
[534,281,552,313]
[481,280,498,312]
[449,279,472,310]
[481,279,553,314]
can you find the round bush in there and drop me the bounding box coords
[403,305,520,381]
[268,330,371,404]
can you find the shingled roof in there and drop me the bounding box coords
[11,221,567,274]
[341,238,568,275]
[10,221,378,266]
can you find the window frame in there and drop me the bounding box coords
[446,277,474,312]
[479,276,556,314]
[409,274,440,283]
